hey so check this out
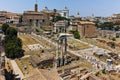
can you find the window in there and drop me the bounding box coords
[64,12,66,17]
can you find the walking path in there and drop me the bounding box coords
[22,55,30,59]
[10,59,24,79]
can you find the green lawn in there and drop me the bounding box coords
[68,39,91,50]
[16,57,33,75]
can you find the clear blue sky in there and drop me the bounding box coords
[0,0,120,17]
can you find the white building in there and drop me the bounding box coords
[54,20,66,33]
[42,7,69,18]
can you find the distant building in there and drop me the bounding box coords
[112,14,120,22]
[23,11,48,27]
[42,6,69,18]
[54,20,68,33]
[0,11,20,24]
[72,21,97,38]
[23,4,60,28]
[23,4,48,27]
[71,12,81,22]
[0,15,6,24]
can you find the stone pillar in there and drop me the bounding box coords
[38,20,41,28]
[60,40,64,66]
[54,40,59,69]
[33,20,36,27]
[63,37,67,66]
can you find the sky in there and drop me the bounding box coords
[0,0,120,17]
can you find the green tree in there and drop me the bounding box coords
[74,31,80,39]
[1,23,9,34]
[5,42,22,58]
[3,25,23,59]
[107,42,115,49]
[6,27,17,37]
[111,37,116,41]
[95,71,100,76]
[95,19,100,28]
[102,68,106,74]
[99,22,114,30]
[52,16,70,22]
[35,29,39,32]
[5,36,22,48]
[114,22,120,25]
[70,30,80,39]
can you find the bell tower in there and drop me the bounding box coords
[34,0,38,12]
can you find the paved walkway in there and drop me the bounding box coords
[22,55,30,59]
[10,59,24,79]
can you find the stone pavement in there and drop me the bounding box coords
[10,59,24,79]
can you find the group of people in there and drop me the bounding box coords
[82,52,120,73]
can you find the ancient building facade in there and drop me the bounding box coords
[72,21,97,38]
[23,11,48,27]
[23,4,61,28]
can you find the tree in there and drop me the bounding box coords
[111,37,116,41]
[6,27,17,37]
[52,16,69,22]
[95,71,100,76]
[53,9,57,13]
[35,29,39,32]
[107,42,115,49]
[99,22,114,30]
[114,22,120,25]
[95,19,100,28]
[3,25,23,59]
[5,37,22,58]
[5,42,22,58]
[5,36,22,48]
[114,26,120,31]
[52,9,57,22]
[102,68,106,74]
[74,31,80,39]
[1,23,9,34]
[70,30,80,39]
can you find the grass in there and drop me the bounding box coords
[84,38,120,54]
[94,55,107,63]
[19,35,40,54]
[68,39,91,50]
[31,34,56,49]
[19,35,38,45]
[19,34,56,55]
[24,50,42,55]
[16,57,33,75]
[41,26,53,31]
[79,61,93,69]
[82,38,113,51]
